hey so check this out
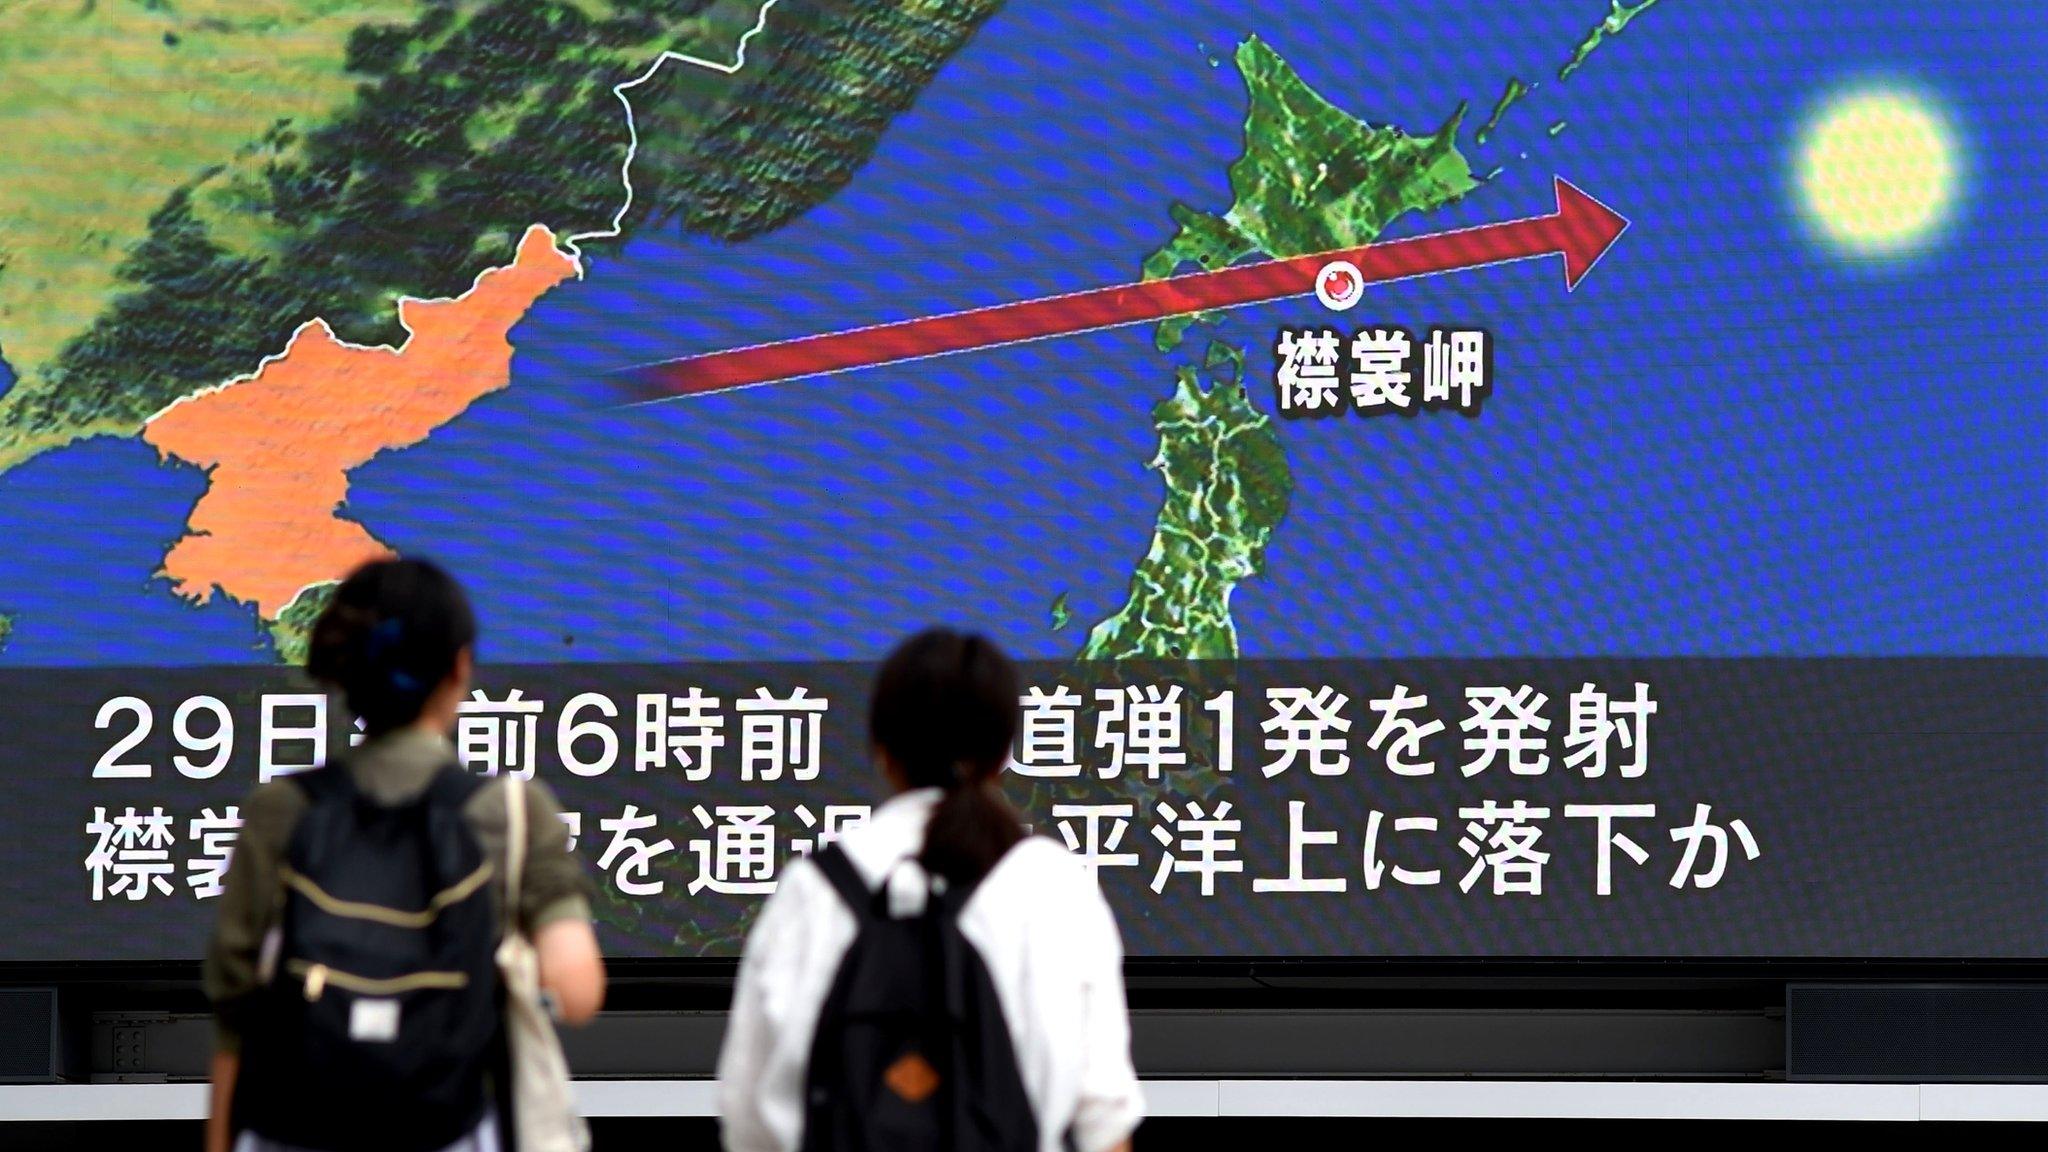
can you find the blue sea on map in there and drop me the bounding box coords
[0,1,2041,664]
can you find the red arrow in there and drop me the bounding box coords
[620,176,1627,400]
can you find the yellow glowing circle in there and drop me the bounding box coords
[1797,88,1957,256]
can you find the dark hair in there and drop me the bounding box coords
[870,628,1025,885]
[305,558,477,735]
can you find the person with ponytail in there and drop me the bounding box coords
[718,628,1144,1152]
[204,559,606,1152]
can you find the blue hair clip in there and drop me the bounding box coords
[363,618,424,697]
[364,617,404,658]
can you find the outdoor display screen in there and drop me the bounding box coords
[0,2,2039,960]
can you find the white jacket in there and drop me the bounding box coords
[716,788,1145,1152]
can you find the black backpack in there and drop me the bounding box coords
[233,761,503,1152]
[801,844,1038,1152]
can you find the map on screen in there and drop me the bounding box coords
[1,0,2035,666]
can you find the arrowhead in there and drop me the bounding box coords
[1553,176,1629,290]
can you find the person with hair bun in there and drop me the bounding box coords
[718,628,1144,1152]
[204,558,605,1152]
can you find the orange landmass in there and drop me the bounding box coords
[144,225,578,618]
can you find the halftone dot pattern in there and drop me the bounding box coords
[0,1,2037,670]
[0,433,269,665]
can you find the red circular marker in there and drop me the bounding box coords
[1316,260,1363,311]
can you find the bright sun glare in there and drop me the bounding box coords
[1797,87,1959,259]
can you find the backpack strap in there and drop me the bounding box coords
[809,846,876,921]
[423,760,486,808]
[291,756,481,810]
[287,762,351,805]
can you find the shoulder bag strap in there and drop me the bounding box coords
[502,773,527,938]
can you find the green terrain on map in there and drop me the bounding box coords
[0,0,1000,645]
[0,0,1001,467]
[1477,77,1537,145]
[267,583,337,668]
[1080,36,1478,662]
[1560,0,1665,80]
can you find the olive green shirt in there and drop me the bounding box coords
[204,728,594,1053]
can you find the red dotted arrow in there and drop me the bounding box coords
[619,176,1627,401]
